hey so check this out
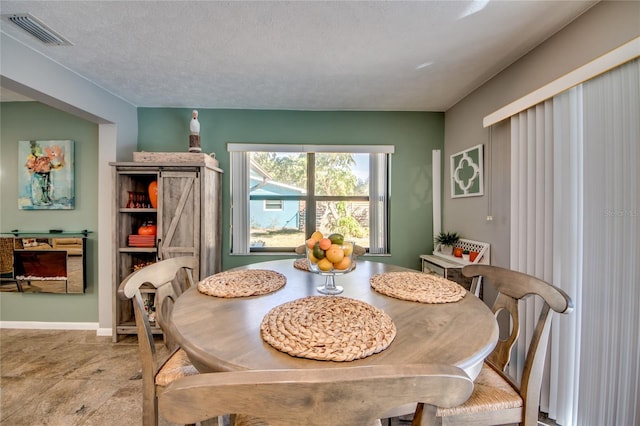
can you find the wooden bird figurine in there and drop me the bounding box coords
[189,110,202,152]
[190,110,200,135]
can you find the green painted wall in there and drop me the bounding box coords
[0,102,99,322]
[138,108,443,270]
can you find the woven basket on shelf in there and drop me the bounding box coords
[0,238,14,274]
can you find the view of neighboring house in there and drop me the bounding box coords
[250,161,305,241]
[248,159,371,248]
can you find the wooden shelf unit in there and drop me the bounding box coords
[111,157,222,342]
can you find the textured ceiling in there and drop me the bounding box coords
[0,1,597,111]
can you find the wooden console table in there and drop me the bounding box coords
[421,238,490,299]
[0,230,90,293]
[421,258,488,300]
[420,254,475,292]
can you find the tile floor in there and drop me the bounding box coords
[0,328,172,426]
[0,328,560,426]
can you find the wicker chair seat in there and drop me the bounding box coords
[437,362,522,417]
[155,348,199,387]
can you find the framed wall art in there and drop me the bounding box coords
[450,144,484,198]
[18,140,75,210]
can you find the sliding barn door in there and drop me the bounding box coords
[157,170,201,277]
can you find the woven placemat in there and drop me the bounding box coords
[198,269,286,298]
[261,296,396,362]
[370,272,466,303]
[293,258,310,271]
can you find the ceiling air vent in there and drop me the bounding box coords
[3,13,72,46]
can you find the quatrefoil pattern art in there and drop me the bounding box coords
[450,144,484,198]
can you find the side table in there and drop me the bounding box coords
[420,254,482,299]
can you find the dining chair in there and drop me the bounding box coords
[158,363,474,426]
[417,264,574,426]
[117,256,201,426]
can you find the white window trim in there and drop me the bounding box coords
[228,143,394,154]
[229,144,393,254]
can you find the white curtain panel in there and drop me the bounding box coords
[511,59,639,426]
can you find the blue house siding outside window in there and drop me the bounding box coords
[249,178,304,231]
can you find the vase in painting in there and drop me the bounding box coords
[31,172,53,205]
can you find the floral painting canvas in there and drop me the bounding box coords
[18,140,75,210]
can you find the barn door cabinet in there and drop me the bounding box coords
[111,157,222,342]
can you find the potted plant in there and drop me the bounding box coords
[434,232,460,255]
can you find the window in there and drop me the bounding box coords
[229,144,394,254]
[264,200,284,211]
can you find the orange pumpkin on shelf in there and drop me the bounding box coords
[138,221,157,236]
[148,181,158,209]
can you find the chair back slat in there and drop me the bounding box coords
[159,364,473,426]
[486,293,520,371]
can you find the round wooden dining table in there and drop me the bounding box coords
[169,259,498,380]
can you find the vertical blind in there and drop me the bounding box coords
[549,86,584,426]
[510,58,639,425]
[575,59,639,426]
[509,99,554,385]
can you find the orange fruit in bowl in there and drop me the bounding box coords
[333,256,352,271]
[342,242,354,256]
[306,238,316,249]
[317,258,333,271]
[325,244,345,264]
[318,238,332,250]
[310,231,323,241]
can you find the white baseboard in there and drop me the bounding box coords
[96,327,113,337]
[0,321,99,331]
